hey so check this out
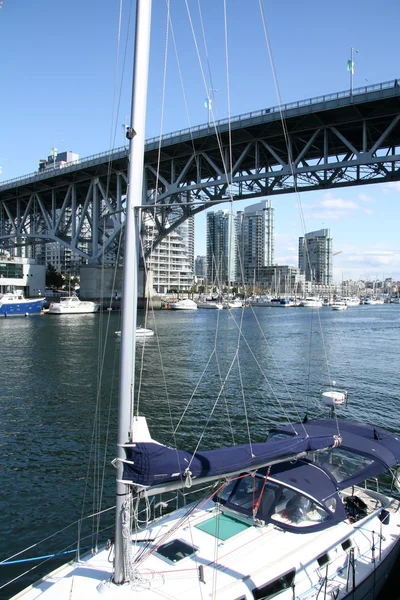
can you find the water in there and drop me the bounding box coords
[0,304,399,599]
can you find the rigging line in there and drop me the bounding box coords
[172,304,226,442]
[135,7,180,449]
[83,0,133,542]
[184,0,234,200]
[172,348,217,436]
[260,1,320,308]
[196,0,218,116]
[230,308,303,435]
[133,490,211,568]
[102,0,132,225]
[258,0,311,266]
[258,1,336,432]
[223,0,233,194]
[187,344,242,468]
[224,296,248,449]
[233,229,257,450]
[95,304,121,544]
[136,234,158,417]
[80,234,124,549]
[136,234,178,446]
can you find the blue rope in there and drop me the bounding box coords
[1,546,91,566]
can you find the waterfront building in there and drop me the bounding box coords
[0,254,45,297]
[206,210,237,287]
[256,265,305,296]
[141,212,194,294]
[194,255,207,278]
[298,228,333,286]
[236,199,274,283]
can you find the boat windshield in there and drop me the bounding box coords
[217,474,334,530]
[315,447,374,484]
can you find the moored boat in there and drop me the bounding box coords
[0,291,46,316]
[332,300,348,311]
[197,300,223,309]
[343,296,361,306]
[168,298,198,310]
[47,295,99,314]
[222,298,243,308]
[299,297,323,307]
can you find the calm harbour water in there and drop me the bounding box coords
[0,304,399,599]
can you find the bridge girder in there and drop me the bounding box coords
[1,81,399,263]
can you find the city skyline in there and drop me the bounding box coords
[1,1,399,282]
[195,182,400,283]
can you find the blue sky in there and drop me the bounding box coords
[1,0,399,281]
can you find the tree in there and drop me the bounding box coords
[46,265,64,290]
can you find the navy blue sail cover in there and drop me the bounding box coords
[121,433,337,488]
[270,418,400,489]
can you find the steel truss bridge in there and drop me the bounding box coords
[0,79,399,264]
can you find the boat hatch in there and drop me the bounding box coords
[252,569,295,600]
[156,539,198,564]
[195,513,250,540]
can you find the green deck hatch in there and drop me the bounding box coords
[195,513,250,540]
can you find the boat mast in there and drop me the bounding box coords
[114,0,152,585]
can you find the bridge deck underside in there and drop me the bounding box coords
[1,88,399,262]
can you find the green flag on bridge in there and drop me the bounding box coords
[347,60,354,75]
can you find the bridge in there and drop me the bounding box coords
[0,79,399,264]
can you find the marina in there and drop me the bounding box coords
[0,1,399,598]
[1,303,400,599]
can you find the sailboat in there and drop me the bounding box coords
[6,2,400,599]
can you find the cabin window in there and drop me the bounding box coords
[316,448,374,483]
[156,539,197,563]
[317,552,329,567]
[217,476,279,520]
[342,538,352,551]
[252,570,295,599]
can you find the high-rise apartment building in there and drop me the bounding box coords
[236,199,274,283]
[206,210,236,286]
[194,255,207,278]
[298,228,333,286]
[142,213,194,293]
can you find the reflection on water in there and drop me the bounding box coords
[0,305,399,598]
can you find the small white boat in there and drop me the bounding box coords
[0,291,46,317]
[332,300,348,311]
[168,299,198,310]
[196,300,223,309]
[299,297,323,307]
[222,298,243,309]
[48,295,99,314]
[116,326,154,338]
[343,296,361,306]
[363,296,384,305]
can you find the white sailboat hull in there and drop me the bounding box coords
[10,490,400,600]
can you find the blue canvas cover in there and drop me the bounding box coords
[271,418,400,489]
[268,460,339,502]
[121,433,338,488]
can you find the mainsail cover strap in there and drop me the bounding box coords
[121,434,337,488]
